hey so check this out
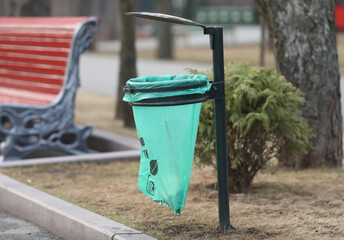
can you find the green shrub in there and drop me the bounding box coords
[191,62,314,192]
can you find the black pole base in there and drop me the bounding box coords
[221,224,236,233]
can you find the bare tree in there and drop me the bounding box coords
[0,0,9,16]
[1,0,50,16]
[255,0,342,168]
[156,0,174,59]
[116,0,137,128]
[21,0,50,16]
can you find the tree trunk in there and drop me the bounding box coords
[182,0,196,20]
[0,0,6,16]
[21,0,51,16]
[255,0,342,168]
[259,16,266,67]
[76,0,91,16]
[116,0,137,128]
[156,0,174,59]
[1,0,50,16]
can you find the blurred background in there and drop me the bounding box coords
[1,0,343,66]
[1,0,344,127]
[0,0,262,56]
[1,0,343,87]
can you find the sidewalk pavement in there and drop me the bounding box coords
[0,208,62,240]
[79,53,212,98]
[0,173,155,240]
[95,26,262,52]
[79,54,344,128]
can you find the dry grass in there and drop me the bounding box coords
[1,92,343,239]
[1,34,344,239]
[1,162,343,240]
[74,90,137,138]
[1,86,343,240]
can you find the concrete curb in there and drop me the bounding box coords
[0,173,155,240]
[0,150,141,168]
[0,129,141,168]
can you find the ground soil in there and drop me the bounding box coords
[1,162,343,240]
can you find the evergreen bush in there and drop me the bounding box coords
[191,62,314,192]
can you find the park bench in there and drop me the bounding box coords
[0,17,100,161]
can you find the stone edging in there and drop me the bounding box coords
[0,173,155,240]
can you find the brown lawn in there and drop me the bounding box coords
[1,161,343,240]
[1,36,344,239]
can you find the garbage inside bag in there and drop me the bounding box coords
[123,75,210,215]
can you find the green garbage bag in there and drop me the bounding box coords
[123,75,211,215]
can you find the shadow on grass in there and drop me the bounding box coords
[250,182,312,198]
[142,221,280,240]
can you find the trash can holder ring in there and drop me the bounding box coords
[123,74,212,106]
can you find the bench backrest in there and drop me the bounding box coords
[0,17,99,106]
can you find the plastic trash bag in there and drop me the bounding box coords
[123,74,211,103]
[123,75,210,215]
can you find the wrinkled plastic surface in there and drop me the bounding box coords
[123,74,211,103]
[123,75,208,215]
[133,104,201,215]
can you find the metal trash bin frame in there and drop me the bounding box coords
[125,12,235,232]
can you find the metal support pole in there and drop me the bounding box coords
[204,26,235,232]
[125,12,236,232]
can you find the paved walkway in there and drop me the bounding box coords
[0,209,61,240]
[79,53,211,98]
[80,54,344,127]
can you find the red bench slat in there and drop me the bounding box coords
[0,69,63,86]
[0,36,71,48]
[0,29,74,39]
[0,52,67,67]
[0,77,61,94]
[0,44,70,57]
[0,60,65,75]
[0,95,50,106]
[0,17,92,29]
[0,86,56,105]
[0,17,95,106]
